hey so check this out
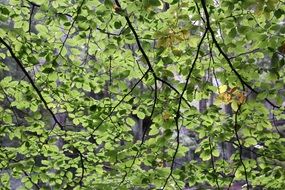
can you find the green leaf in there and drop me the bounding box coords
[0,7,9,15]
[35,24,48,33]
[228,28,237,38]
[114,21,122,29]
[149,0,161,6]
[200,150,211,161]
[90,104,97,111]
[274,9,284,18]
[212,149,220,157]
[244,137,257,147]
[171,0,179,4]
[42,67,54,74]
[271,52,279,68]
[126,117,136,126]
[137,111,145,119]
[104,0,113,7]
[27,56,38,65]
[0,76,12,86]
[143,0,161,7]
[231,101,239,112]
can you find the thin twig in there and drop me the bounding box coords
[54,0,85,62]
[227,163,240,190]
[92,69,150,132]
[209,137,220,189]
[75,148,85,187]
[162,29,208,189]
[233,105,249,190]
[229,48,261,60]
[171,175,183,190]
[23,170,40,189]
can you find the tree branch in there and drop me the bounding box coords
[200,0,280,109]
[54,0,85,62]
[0,37,64,130]
[28,3,36,34]
[233,105,249,190]
[209,137,220,189]
[162,29,208,189]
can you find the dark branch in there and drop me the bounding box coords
[23,170,40,189]
[162,29,208,189]
[0,37,64,129]
[115,0,193,110]
[75,148,85,187]
[233,105,249,190]
[200,0,280,109]
[28,3,36,34]
[229,48,261,60]
[209,137,220,189]
[93,69,150,132]
[114,0,156,75]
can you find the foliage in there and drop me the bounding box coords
[0,0,285,189]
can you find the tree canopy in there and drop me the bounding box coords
[0,0,285,189]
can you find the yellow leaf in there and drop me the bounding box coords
[218,85,227,93]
